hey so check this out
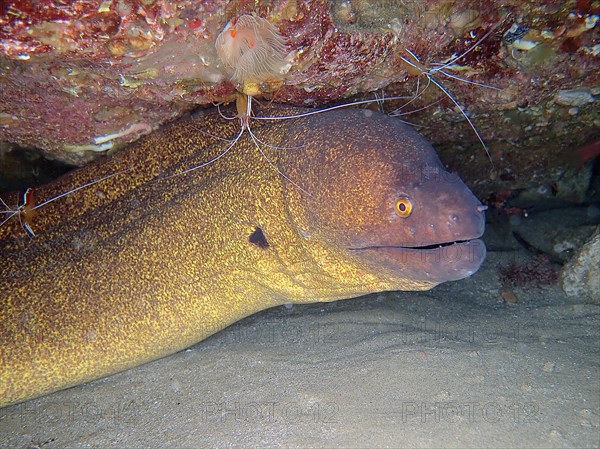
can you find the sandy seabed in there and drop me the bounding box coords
[1,241,598,449]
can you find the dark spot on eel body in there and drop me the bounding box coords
[249,227,269,249]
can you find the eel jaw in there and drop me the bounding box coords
[351,238,486,284]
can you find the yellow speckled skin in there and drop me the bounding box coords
[0,106,486,407]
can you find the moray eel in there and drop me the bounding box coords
[0,106,486,407]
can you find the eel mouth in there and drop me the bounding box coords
[352,238,476,251]
[350,238,486,283]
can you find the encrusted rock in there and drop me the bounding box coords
[561,226,600,303]
[554,88,595,107]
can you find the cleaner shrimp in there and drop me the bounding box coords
[0,172,123,237]
[165,91,311,194]
[392,22,506,163]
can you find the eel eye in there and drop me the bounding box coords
[395,197,413,217]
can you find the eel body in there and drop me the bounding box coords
[0,106,486,407]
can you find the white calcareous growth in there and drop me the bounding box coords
[215,14,288,89]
